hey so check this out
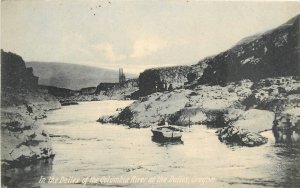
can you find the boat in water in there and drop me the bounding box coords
[151,125,183,142]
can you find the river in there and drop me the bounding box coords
[5,100,300,188]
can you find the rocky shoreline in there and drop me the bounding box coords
[1,50,61,172]
[1,89,61,171]
[39,77,139,105]
[98,76,300,147]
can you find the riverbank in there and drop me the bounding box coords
[1,50,61,174]
[99,76,300,147]
[40,79,139,104]
[1,88,61,170]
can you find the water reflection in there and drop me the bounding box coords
[272,128,300,146]
[151,136,184,146]
[2,158,53,188]
[271,128,300,188]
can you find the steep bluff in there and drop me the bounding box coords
[1,50,38,90]
[198,14,300,85]
[1,50,61,172]
[138,14,300,95]
[139,63,208,96]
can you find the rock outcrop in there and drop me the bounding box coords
[39,85,77,98]
[138,63,208,96]
[41,78,139,103]
[99,89,193,128]
[80,87,97,95]
[100,76,298,129]
[1,50,38,90]
[198,14,299,85]
[216,126,268,147]
[1,50,61,169]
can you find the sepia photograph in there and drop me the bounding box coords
[1,0,300,187]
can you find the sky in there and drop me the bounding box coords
[1,0,300,74]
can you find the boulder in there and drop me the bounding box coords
[217,126,268,147]
[10,145,34,161]
[169,107,207,126]
[232,109,275,133]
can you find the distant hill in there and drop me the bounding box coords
[26,62,137,90]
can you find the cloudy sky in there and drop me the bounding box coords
[2,0,300,74]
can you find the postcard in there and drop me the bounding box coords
[1,0,300,187]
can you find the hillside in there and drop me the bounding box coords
[26,62,137,90]
[137,14,300,96]
[198,14,300,85]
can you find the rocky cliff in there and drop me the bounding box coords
[1,50,61,173]
[139,63,208,96]
[1,50,38,90]
[138,14,300,96]
[198,14,300,85]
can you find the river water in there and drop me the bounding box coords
[6,101,300,188]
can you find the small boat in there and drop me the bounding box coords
[151,125,183,142]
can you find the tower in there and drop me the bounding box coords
[119,68,126,84]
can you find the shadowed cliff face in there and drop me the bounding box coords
[1,50,38,90]
[198,14,300,85]
[139,63,208,96]
[1,50,60,107]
